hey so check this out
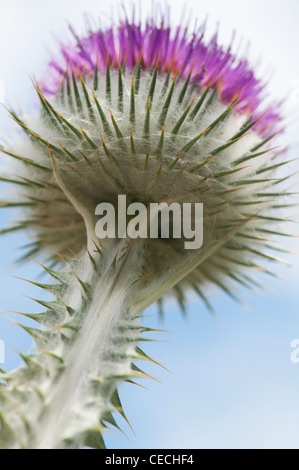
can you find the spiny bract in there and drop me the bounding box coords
[0,8,296,449]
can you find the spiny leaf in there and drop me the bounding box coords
[178,68,193,105]
[73,273,91,298]
[168,152,183,170]
[256,214,295,223]
[201,86,218,115]
[144,146,151,170]
[92,91,113,136]
[65,72,74,112]
[147,59,159,107]
[250,130,280,152]
[57,142,79,162]
[180,126,210,154]
[256,159,298,175]
[189,73,217,121]
[130,130,137,154]
[135,346,171,373]
[247,248,289,264]
[98,144,127,193]
[20,324,59,349]
[0,149,51,173]
[106,54,111,104]
[110,111,124,139]
[230,178,277,186]
[0,201,36,208]
[79,125,98,149]
[160,68,171,98]
[32,259,73,285]
[143,97,151,139]
[214,166,246,179]
[211,135,245,156]
[93,61,99,91]
[257,228,298,238]
[171,98,195,135]
[14,276,65,297]
[111,389,135,435]
[158,75,177,128]
[129,74,135,127]
[48,107,82,140]
[155,124,166,157]
[230,110,270,140]
[36,89,62,130]
[71,65,82,112]
[78,68,96,123]
[204,97,238,136]
[146,164,162,193]
[189,156,215,173]
[118,57,123,112]
[134,52,142,95]
[9,112,65,154]
[0,225,26,235]
[231,199,272,207]
[233,147,276,166]
[0,176,29,186]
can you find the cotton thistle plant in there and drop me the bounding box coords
[0,8,297,449]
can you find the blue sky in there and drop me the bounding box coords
[0,0,299,449]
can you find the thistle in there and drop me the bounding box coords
[0,7,297,449]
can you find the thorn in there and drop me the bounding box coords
[135,347,172,374]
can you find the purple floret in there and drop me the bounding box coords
[45,16,282,136]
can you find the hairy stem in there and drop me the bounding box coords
[35,240,143,448]
[1,239,147,449]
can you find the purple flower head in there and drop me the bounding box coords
[46,13,282,136]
